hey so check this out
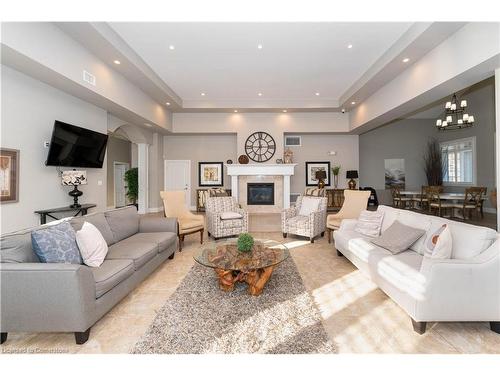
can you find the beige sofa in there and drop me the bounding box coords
[333,205,500,334]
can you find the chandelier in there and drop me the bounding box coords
[435,93,475,131]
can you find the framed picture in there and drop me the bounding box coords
[0,148,20,204]
[305,161,331,187]
[385,158,405,189]
[198,162,224,187]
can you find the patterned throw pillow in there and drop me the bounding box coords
[354,210,384,237]
[371,220,426,254]
[423,224,452,259]
[31,221,82,264]
[298,197,321,216]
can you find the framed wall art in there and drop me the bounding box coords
[305,161,331,187]
[198,162,224,187]
[0,148,20,204]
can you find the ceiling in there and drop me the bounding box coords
[110,22,413,109]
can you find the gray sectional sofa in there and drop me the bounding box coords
[0,206,178,345]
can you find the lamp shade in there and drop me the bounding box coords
[61,170,87,186]
[315,170,327,180]
[346,170,358,179]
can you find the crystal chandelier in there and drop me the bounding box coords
[435,93,475,131]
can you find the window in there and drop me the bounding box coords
[440,137,476,185]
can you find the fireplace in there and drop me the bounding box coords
[247,183,275,205]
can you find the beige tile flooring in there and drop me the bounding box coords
[2,231,500,354]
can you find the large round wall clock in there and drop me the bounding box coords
[245,131,276,163]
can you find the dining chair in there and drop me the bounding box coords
[412,185,429,211]
[452,187,486,220]
[427,186,453,217]
[390,186,411,209]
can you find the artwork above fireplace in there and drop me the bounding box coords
[247,183,275,205]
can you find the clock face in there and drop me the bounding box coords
[245,132,276,163]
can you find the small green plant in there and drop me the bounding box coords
[124,167,139,204]
[332,165,341,176]
[237,233,254,253]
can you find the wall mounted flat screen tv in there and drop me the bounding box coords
[45,120,108,168]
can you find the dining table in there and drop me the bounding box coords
[399,191,475,201]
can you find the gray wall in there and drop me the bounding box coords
[163,134,238,207]
[1,65,108,233]
[106,136,132,207]
[360,80,496,208]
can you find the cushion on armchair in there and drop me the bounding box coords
[220,211,243,220]
[298,197,320,216]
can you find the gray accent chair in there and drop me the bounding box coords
[0,206,178,345]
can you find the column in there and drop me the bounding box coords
[283,175,291,209]
[496,68,500,231]
[137,143,149,215]
[231,175,239,201]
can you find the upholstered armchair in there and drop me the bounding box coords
[326,189,370,243]
[282,195,327,243]
[205,196,248,239]
[160,190,205,250]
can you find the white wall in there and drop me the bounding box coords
[1,65,108,233]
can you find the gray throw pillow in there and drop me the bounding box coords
[31,221,82,264]
[371,220,426,254]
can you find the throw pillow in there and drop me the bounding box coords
[31,221,82,264]
[423,224,452,259]
[76,221,109,267]
[371,220,426,254]
[355,210,384,238]
[298,197,321,216]
[220,211,243,220]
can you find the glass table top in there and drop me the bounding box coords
[194,238,290,272]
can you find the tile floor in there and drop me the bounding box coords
[1,231,500,354]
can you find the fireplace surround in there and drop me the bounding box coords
[247,183,275,205]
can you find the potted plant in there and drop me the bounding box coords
[331,165,341,188]
[124,167,139,209]
[423,139,444,186]
[237,233,254,253]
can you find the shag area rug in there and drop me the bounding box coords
[131,257,336,354]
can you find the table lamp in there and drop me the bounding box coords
[346,170,358,190]
[61,170,87,208]
[315,170,327,189]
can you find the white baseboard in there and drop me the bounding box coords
[147,207,163,213]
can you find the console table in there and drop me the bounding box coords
[34,204,96,225]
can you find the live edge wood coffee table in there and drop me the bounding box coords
[194,239,290,296]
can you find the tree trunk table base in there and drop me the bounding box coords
[215,266,275,296]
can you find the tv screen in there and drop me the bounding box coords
[45,120,108,168]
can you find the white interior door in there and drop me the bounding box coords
[114,162,129,208]
[164,160,191,208]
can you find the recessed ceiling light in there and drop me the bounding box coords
[201,92,206,96]
[315,92,320,96]
[258,93,263,96]
[165,102,171,106]
[351,101,356,105]
[402,57,410,63]
[169,45,175,50]
[113,60,121,65]
[282,109,287,113]
[347,44,353,49]
[234,110,238,113]
[257,44,263,49]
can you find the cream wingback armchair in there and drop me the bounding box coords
[326,190,370,243]
[205,196,248,239]
[282,195,327,243]
[160,190,205,250]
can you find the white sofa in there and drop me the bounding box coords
[333,205,500,334]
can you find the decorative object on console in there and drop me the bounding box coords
[0,148,19,204]
[237,233,254,253]
[199,162,224,187]
[244,131,276,162]
[276,158,283,164]
[346,170,358,190]
[238,155,249,164]
[306,161,331,187]
[283,148,293,164]
[61,170,87,208]
[423,139,444,186]
[435,93,475,131]
[226,159,233,164]
[384,159,405,189]
[331,165,341,188]
[315,170,327,189]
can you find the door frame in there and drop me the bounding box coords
[113,161,130,208]
[164,159,192,208]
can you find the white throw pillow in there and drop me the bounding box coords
[298,197,320,216]
[220,211,243,220]
[423,224,452,259]
[355,210,384,238]
[76,221,108,267]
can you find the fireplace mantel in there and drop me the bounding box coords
[226,164,296,209]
